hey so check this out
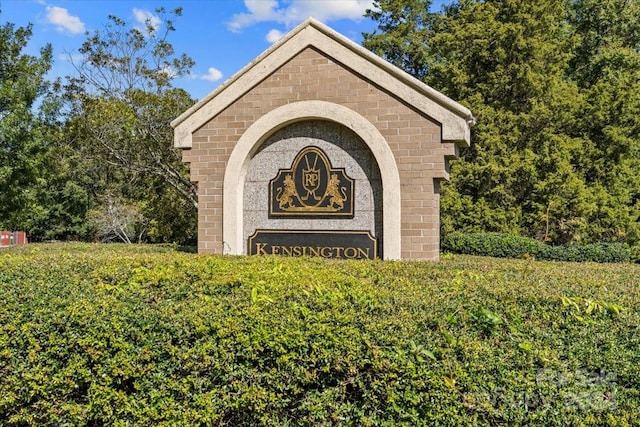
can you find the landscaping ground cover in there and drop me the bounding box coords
[1,243,639,426]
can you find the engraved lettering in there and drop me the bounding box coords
[320,247,332,257]
[344,247,357,258]
[357,248,370,259]
[249,231,377,260]
[256,243,269,255]
[304,171,319,187]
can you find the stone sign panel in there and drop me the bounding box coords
[243,120,382,259]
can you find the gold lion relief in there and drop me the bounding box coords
[276,174,297,209]
[326,173,348,210]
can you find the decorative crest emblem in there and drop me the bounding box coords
[269,146,354,217]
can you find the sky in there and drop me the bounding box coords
[1,0,447,100]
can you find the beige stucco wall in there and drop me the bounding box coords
[182,47,457,260]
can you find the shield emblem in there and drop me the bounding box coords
[301,152,322,201]
[269,146,354,215]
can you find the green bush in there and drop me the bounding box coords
[441,232,542,259]
[1,243,639,425]
[537,242,631,263]
[442,232,631,263]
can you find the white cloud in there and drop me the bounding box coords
[46,6,85,34]
[133,8,161,33]
[266,29,284,43]
[200,67,223,82]
[58,52,84,63]
[228,0,374,32]
[228,0,279,32]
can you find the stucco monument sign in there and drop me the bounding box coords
[172,18,474,260]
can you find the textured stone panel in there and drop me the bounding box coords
[243,120,382,255]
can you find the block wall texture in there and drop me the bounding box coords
[184,47,455,260]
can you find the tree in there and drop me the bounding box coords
[363,0,436,79]
[88,194,145,244]
[58,8,198,245]
[364,0,640,245]
[0,17,53,228]
[66,8,197,208]
[427,0,592,243]
[567,0,640,243]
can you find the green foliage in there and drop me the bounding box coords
[1,243,639,425]
[364,0,640,246]
[363,0,436,79]
[560,296,624,321]
[0,10,197,245]
[536,241,631,263]
[442,232,542,259]
[60,9,198,243]
[628,245,640,264]
[442,232,631,263]
[0,17,53,228]
[8,9,198,245]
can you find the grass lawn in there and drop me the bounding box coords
[1,243,639,426]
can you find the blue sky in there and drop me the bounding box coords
[2,0,447,100]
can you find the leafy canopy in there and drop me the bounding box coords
[364,0,640,245]
[58,8,197,244]
[0,16,53,228]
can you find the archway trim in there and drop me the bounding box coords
[222,100,401,259]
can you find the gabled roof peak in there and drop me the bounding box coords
[172,17,474,147]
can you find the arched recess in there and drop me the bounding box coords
[223,100,401,259]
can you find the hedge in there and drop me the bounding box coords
[631,245,640,264]
[442,232,633,263]
[1,243,639,425]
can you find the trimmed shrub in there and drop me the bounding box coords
[1,243,639,425]
[442,232,631,263]
[441,232,542,258]
[537,242,631,263]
